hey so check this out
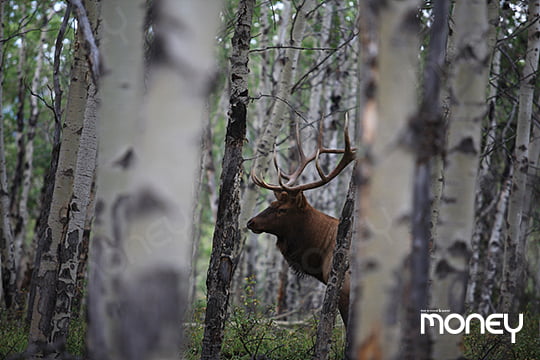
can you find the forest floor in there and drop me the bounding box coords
[2,305,539,359]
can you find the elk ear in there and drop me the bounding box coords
[295,192,307,209]
[274,191,289,202]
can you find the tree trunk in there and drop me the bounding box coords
[313,163,356,360]
[26,3,72,324]
[88,0,220,359]
[430,0,493,357]
[28,17,89,348]
[354,1,420,359]
[201,1,254,358]
[51,5,100,337]
[478,168,512,315]
[500,0,540,314]
[405,1,450,359]
[15,10,49,310]
[10,19,27,271]
[0,0,16,310]
[85,0,144,357]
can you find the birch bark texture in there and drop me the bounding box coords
[88,1,220,359]
[500,0,540,314]
[201,0,254,358]
[354,1,420,359]
[430,0,493,358]
[28,12,90,347]
[465,0,501,310]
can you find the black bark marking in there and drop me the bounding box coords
[435,259,456,279]
[62,168,74,177]
[452,136,477,155]
[126,188,169,219]
[364,259,379,272]
[113,147,135,170]
[59,230,80,264]
[441,196,457,204]
[94,199,105,225]
[448,240,470,259]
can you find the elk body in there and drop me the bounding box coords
[247,119,355,326]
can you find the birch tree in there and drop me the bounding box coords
[466,0,501,309]
[87,0,220,359]
[430,1,493,357]
[0,0,16,310]
[51,1,100,345]
[500,0,540,314]
[354,1,420,359]
[14,12,50,293]
[201,0,254,358]
[28,13,90,348]
[405,1,450,358]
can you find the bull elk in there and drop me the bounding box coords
[247,118,356,326]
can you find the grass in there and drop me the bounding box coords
[0,312,86,359]
[183,279,347,360]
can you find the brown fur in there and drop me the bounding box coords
[247,191,350,326]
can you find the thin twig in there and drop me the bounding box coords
[291,32,357,94]
[250,45,337,53]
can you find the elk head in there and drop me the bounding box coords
[247,115,356,229]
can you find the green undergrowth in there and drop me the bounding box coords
[0,311,86,358]
[463,307,540,360]
[183,280,346,360]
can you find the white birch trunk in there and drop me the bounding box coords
[478,170,512,315]
[355,1,420,358]
[88,0,220,359]
[466,0,500,309]
[52,78,98,344]
[0,0,16,309]
[500,0,540,314]
[28,22,89,345]
[431,1,492,357]
[15,13,48,290]
[87,1,146,357]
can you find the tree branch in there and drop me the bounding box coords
[69,0,101,85]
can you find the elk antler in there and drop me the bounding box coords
[251,114,356,193]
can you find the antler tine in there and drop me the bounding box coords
[295,120,307,163]
[250,114,356,193]
[284,114,356,192]
[343,112,353,153]
[251,167,283,192]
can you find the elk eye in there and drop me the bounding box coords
[278,208,287,214]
